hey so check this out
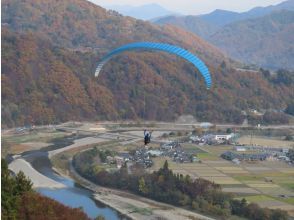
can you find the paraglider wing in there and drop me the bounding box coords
[95,42,212,89]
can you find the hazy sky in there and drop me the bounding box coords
[89,0,287,15]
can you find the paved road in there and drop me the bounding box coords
[57,122,294,133]
[48,137,109,158]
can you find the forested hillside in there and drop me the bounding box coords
[1,0,294,127]
[155,15,218,39]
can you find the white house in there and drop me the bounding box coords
[189,135,200,142]
[200,122,213,128]
[147,150,163,157]
[214,134,233,141]
[232,158,240,164]
[234,146,246,152]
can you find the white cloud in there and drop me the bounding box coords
[89,0,287,15]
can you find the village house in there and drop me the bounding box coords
[106,156,114,164]
[234,146,246,152]
[114,156,124,168]
[147,150,163,157]
[214,134,234,141]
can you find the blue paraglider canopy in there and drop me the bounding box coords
[95,42,212,89]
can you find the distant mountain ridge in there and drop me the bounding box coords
[154,0,294,70]
[201,0,294,27]
[155,0,294,28]
[154,15,218,39]
[105,3,176,20]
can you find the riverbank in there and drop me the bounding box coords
[68,160,215,220]
[8,158,66,189]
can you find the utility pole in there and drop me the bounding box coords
[143,89,146,122]
[250,130,253,146]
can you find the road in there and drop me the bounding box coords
[56,122,294,134]
[48,137,110,158]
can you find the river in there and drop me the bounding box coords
[36,172,123,219]
[18,148,126,220]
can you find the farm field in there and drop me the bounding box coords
[2,130,67,144]
[145,143,294,215]
[1,130,70,157]
[239,195,294,216]
[237,136,294,148]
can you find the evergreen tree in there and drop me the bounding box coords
[1,159,32,219]
[138,177,148,194]
[14,171,33,195]
[163,160,169,171]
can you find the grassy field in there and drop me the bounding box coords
[237,136,294,147]
[2,130,67,144]
[196,153,219,160]
[238,194,294,212]
[181,143,207,154]
[280,183,294,191]
[1,131,70,157]
[281,197,294,205]
[233,175,264,182]
[240,195,277,203]
[196,146,232,156]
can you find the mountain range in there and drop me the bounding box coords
[105,3,176,20]
[1,0,293,127]
[154,0,294,70]
[155,0,294,31]
[200,0,294,27]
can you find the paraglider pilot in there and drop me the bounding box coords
[144,130,152,146]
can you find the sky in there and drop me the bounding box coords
[89,0,287,15]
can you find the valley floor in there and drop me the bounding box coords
[68,159,215,220]
[5,122,294,219]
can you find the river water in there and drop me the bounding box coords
[21,150,125,220]
[37,172,123,219]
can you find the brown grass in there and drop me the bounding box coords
[238,136,294,147]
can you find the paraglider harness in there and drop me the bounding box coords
[144,130,152,145]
